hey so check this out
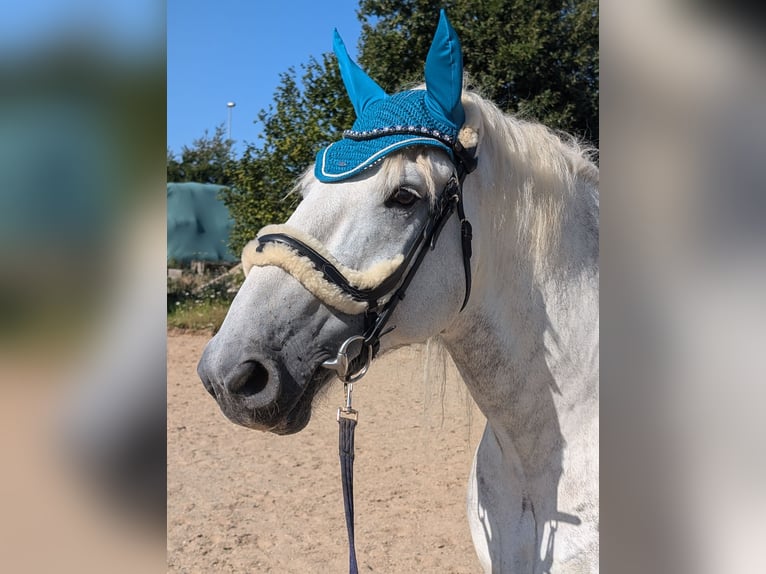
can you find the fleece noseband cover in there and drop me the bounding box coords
[242,224,404,315]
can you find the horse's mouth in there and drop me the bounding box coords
[267,366,335,435]
[202,339,359,435]
[268,341,369,435]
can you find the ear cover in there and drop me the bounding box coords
[424,10,465,130]
[333,29,388,116]
[315,11,467,183]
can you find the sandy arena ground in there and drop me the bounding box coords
[168,332,485,573]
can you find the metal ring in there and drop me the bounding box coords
[343,343,372,383]
[321,335,373,383]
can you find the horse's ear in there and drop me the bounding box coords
[424,10,465,129]
[333,29,387,116]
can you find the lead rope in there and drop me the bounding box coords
[333,149,477,574]
[338,383,359,574]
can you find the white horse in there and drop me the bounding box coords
[198,13,598,573]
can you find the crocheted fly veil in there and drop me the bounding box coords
[243,10,467,314]
[316,10,466,182]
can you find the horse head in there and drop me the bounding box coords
[197,11,481,434]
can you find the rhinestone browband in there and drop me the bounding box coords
[343,126,456,146]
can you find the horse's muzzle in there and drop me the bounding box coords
[201,359,270,399]
[197,339,333,434]
[198,354,277,429]
[221,359,278,405]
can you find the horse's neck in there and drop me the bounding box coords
[446,176,599,447]
[444,263,598,472]
[443,222,599,569]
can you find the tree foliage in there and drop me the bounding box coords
[222,56,354,254]
[358,0,598,143]
[167,124,235,185]
[223,0,598,256]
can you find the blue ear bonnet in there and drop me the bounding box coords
[315,10,465,183]
[316,90,458,182]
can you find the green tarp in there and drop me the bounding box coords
[167,182,237,263]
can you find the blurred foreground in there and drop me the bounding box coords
[602,1,766,572]
[0,2,166,572]
[1,1,765,573]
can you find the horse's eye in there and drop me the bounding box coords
[389,187,420,207]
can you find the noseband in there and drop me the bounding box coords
[255,149,477,382]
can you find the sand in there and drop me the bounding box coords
[167,332,484,573]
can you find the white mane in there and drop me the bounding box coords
[459,90,599,281]
[293,89,599,284]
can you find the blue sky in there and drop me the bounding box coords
[0,0,161,56]
[167,0,363,157]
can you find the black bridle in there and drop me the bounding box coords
[255,146,476,369]
[255,146,476,574]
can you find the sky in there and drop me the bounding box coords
[0,0,162,56]
[167,0,363,157]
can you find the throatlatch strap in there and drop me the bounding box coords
[339,416,359,574]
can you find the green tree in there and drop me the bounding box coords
[358,0,598,144]
[167,124,235,185]
[222,56,354,254]
[223,0,598,256]
[167,147,183,182]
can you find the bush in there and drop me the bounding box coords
[167,268,244,332]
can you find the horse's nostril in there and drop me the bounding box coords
[226,360,270,397]
[202,376,217,399]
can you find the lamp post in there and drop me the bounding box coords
[226,101,236,140]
